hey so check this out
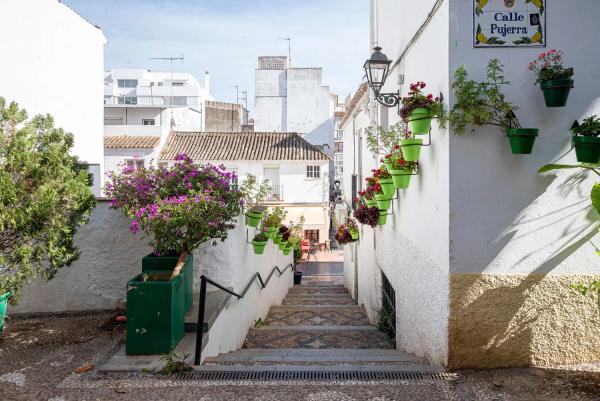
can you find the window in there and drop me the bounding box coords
[104,117,124,125]
[304,230,320,243]
[306,165,320,179]
[117,79,138,88]
[142,119,155,126]
[117,96,137,105]
[164,96,187,106]
[158,82,163,87]
[171,82,184,87]
[334,142,343,152]
[125,159,144,169]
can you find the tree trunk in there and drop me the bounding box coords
[170,250,189,279]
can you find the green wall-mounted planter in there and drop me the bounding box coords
[126,271,185,355]
[375,193,392,210]
[574,136,600,163]
[142,253,193,313]
[273,232,283,245]
[278,241,288,251]
[245,211,263,228]
[390,169,412,189]
[400,138,423,161]
[541,79,574,108]
[365,199,377,208]
[0,292,11,337]
[282,246,292,256]
[408,108,432,135]
[378,178,395,197]
[263,226,277,240]
[251,240,267,255]
[506,128,538,154]
[377,211,389,226]
[350,230,359,240]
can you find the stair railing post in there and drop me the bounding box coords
[194,275,207,365]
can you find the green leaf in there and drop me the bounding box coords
[537,164,585,173]
[591,182,600,215]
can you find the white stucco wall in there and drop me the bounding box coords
[448,0,600,276]
[12,202,292,314]
[254,69,287,132]
[0,0,106,192]
[104,149,158,176]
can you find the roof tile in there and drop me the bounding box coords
[104,136,160,149]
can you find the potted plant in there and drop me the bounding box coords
[387,145,418,189]
[262,207,287,241]
[347,218,359,240]
[354,199,380,228]
[278,225,290,250]
[372,167,395,197]
[371,169,393,211]
[378,210,389,226]
[335,224,353,245]
[240,175,271,228]
[293,266,303,285]
[251,232,268,255]
[449,59,539,154]
[572,115,600,163]
[107,154,242,354]
[528,49,574,108]
[400,81,445,135]
[362,177,379,208]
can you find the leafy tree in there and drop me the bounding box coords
[0,98,96,303]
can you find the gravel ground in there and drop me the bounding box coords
[1,311,600,401]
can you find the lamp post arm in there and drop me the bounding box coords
[374,91,401,108]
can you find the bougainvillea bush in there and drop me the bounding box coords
[106,154,242,278]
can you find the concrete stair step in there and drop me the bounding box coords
[194,364,442,373]
[266,305,369,326]
[289,286,349,295]
[282,297,357,306]
[243,326,394,349]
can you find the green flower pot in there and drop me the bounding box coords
[0,292,11,337]
[245,211,263,228]
[378,177,395,196]
[377,211,389,226]
[574,136,600,163]
[142,253,193,313]
[390,169,412,189]
[384,160,394,172]
[375,193,392,210]
[282,246,293,256]
[408,108,433,135]
[350,230,359,240]
[126,271,185,355]
[278,241,288,251]
[273,232,283,245]
[263,226,277,240]
[506,128,538,154]
[541,79,574,108]
[365,199,377,208]
[400,138,423,161]
[251,240,267,255]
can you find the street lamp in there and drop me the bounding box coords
[363,47,400,108]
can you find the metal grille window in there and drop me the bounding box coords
[306,165,320,178]
[125,159,144,169]
[304,229,319,242]
[142,119,155,126]
[117,96,137,105]
[117,79,138,88]
[381,271,396,339]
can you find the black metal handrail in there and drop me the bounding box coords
[194,263,294,365]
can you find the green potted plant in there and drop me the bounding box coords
[449,58,539,154]
[400,81,445,135]
[262,207,287,241]
[107,155,242,355]
[372,167,395,197]
[251,232,268,255]
[377,210,389,226]
[278,225,290,250]
[386,145,418,189]
[240,175,271,228]
[335,224,353,245]
[371,170,393,211]
[347,218,359,240]
[528,49,574,108]
[572,116,600,163]
[363,177,379,208]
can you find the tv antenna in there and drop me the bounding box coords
[277,37,291,67]
[229,84,240,105]
[241,90,248,110]
[149,54,184,127]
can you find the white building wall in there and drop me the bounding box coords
[0,0,106,193]
[12,203,292,314]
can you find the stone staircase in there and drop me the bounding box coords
[202,284,438,372]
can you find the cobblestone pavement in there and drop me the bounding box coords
[2,309,600,400]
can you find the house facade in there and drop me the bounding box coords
[160,131,331,243]
[343,0,600,369]
[0,0,106,196]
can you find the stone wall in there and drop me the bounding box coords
[204,100,242,132]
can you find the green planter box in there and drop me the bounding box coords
[0,292,11,337]
[506,128,538,154]
[574,136,600,163]
[126,271,185,355]
[142,253,193,313]
[540,79,573,108]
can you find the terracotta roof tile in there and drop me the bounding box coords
[160,132,329,161]
[340,82,368,128]
[104,136,160,149]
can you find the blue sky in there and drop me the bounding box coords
[64,0,369,109]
